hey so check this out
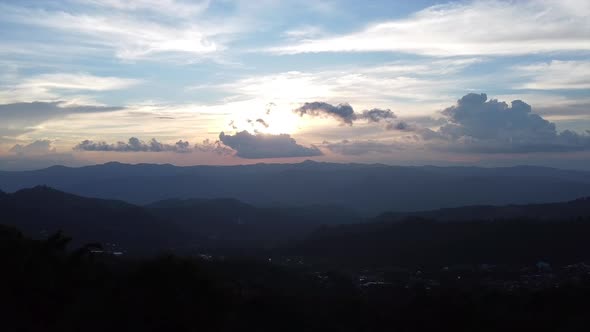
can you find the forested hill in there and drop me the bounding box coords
[377,197,590,222]
[0,186,358,253]
[0,186,189,254]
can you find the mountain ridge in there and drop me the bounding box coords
[1,162,590,215]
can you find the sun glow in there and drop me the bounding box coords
[229,105,302,135]
[258,110,301,135]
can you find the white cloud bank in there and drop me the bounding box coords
[270,0,590,56]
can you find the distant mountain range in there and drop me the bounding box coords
[1,161,590,215]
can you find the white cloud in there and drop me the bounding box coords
[0,3,232,61]
[21,73,141,92]
[514,60,590,90]
[270,0,590,56]
[0,73,141,103]
[76,0,210,17]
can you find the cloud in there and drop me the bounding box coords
[194,138,234,156]
[9,140,56,155]
[76,0,210,17]
[1,139,81,170]
[294,102,398,126]
[0,101,123,137]
[74,137,193,153]
[386,121,413,131]
[514,60,590,90]
[294,102,356,125]
[0,73,141,104]
[359,108,396,123]
[270,0,590,56]
[423,93,590,153]
[255,118,269,128]
[322,139,406,156]
[535,102,590,118]
[218,130,322,159]
[20,73,141,92]
[0,3,226,61]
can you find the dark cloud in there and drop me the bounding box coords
[10,140,56,155]
[294,102,356,125]
[0,101,124,137]
[74,137,192,153]
[423,93,590,153]
[359,108,396,123]
[386,121,413,131]
[255,118,270,128]
[294,102,398,127]
[219,130,322,159]
[265,102,276,115]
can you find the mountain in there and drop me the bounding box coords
[379,197,590,222]
[147,198,361,248]
[0,186,356,253]
[290,199,590,268]
[1,161,590,215]
[0,186,192,254]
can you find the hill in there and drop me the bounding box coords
[290,199,590,268]
[0,186,190,254]
[379,197,590,222]
[147,198,361,248]
[0,186,356,253]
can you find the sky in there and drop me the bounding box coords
[0,0,589,170]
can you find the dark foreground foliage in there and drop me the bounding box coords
[293,217,590,268]
[2,224,590,332]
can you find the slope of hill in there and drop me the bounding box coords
[1,161,590,215]
[0,186,356,253]
[379,197,590,222]
[290,199,590,268]
[0,186,191,254]
[147,198,361,248]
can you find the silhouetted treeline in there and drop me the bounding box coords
[292,217,590,268]
[2,224,590,331]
